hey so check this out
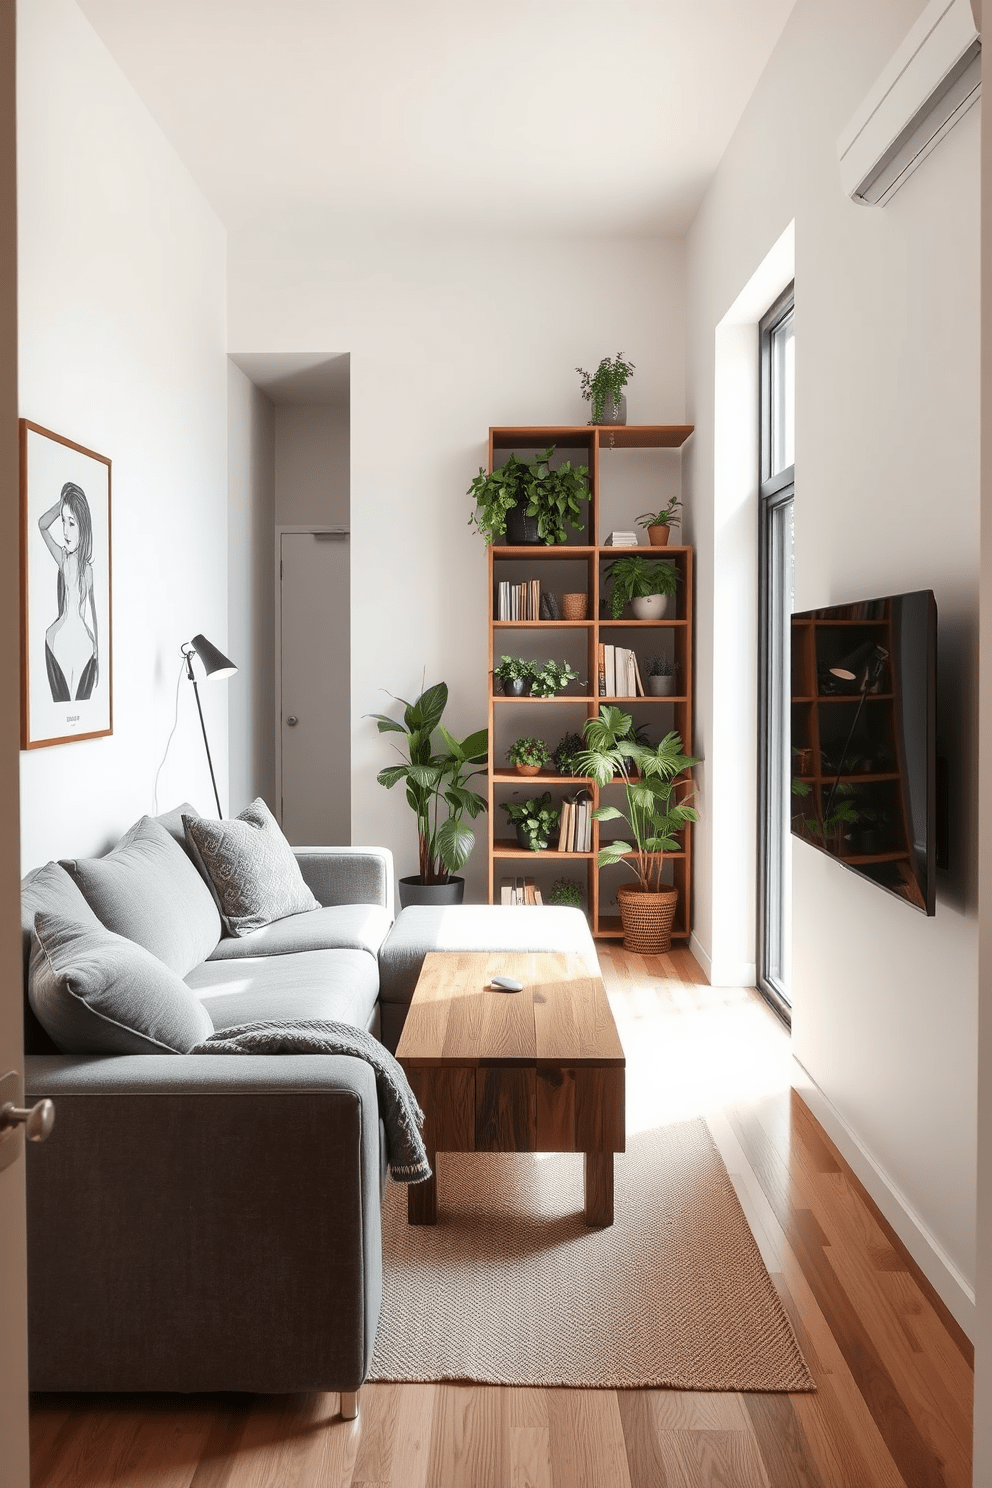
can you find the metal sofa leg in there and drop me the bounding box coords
[340,1390,359,1421]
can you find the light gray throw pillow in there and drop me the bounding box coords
[183,798,319,937]
[60,816,222,978]
[29,911,214,1055]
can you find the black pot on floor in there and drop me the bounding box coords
[505,505,542,545]
[397,875,465,909]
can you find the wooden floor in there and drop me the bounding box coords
[30,946,974,1488]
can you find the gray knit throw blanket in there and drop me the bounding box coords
[192,1019,431,1184]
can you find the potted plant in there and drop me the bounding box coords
[508,736,549,775]
[637,496,682,547]
[530,659,579,698]
[576,353,636,425]
[605,554,679,620]
[646,656,679,697]
[577,706,698,953]
[549,877,584,907]
[494,655,535,697]
[468,446,590,546]
[553,732,586,776]
[501,794,560,852]
[370,681,488,908]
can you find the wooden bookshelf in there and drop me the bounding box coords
[484,423,695,939]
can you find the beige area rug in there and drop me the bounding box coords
[368,1118,814,1392]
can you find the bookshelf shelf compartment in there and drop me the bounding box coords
[485,423,696,938]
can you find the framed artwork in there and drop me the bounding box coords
[20,420,112,749]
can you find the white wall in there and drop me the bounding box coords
[17,0,228,869]
[687,0,979,1327]
[227,362,275,815]
[229,234,685,896]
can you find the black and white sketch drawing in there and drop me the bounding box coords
[20,422,112,749]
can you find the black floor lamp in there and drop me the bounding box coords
[181,634,237,818]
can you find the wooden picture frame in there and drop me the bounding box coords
[20,420,112,749]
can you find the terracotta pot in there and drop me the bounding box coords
[561,592,588,620]
[514,763,542,776]
[632,593,670,620]
[617,883,679,955]
[647,524,671,546]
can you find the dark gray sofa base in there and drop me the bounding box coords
[26,1055,386,1394]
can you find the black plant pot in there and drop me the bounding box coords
[515,825,549,852]
[505,505,542,545]
[397,875,465,909]
[502,677,532,697]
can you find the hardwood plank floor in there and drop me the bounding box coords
[29,946,973,1488]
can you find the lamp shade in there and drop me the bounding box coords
[189,634,237,681]
[829,641,886,685]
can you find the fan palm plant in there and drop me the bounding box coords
[577,706,699,893]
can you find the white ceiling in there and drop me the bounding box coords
[77,0,798,239]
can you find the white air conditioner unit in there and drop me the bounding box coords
[837,0,981,207]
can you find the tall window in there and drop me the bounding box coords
[758,286,795,1018]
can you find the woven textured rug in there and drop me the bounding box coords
[368,1118,814,1391]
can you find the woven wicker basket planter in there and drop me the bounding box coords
[561,592,589,620]
[617,883,679,955]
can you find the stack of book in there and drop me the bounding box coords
[496,579,541,621]
[598,644,645,697]
[604,531,639,547]
[557,789,593,852]
[499,877,544,905]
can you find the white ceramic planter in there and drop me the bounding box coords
[632,593,670,620]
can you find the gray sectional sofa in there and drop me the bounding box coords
[21,803,395,1401]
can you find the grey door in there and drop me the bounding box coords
[279,530,351,847]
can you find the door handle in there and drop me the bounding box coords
[287,715,299,727]
[1,1099,55,1143]
[0,1070,54,1174]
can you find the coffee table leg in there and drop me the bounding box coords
[583,1151,614,1227]
[408,1138,437,1225]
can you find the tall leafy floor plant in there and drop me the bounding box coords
[370,682,488,905]
[578,705,698,950]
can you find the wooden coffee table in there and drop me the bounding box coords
[395,950,625,1227]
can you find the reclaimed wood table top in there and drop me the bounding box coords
[396,950,625,1069]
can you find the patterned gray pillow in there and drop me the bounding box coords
[183,799,319,937]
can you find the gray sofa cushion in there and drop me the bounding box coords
[185,949,379,1033]
[60,816,222,978]
[206,903,392,962]
[21,862,107,1055]
[29,911,214,1055]
[184,799,319,936]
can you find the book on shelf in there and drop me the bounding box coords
[559,788,592,851]
[599,645,645,697]
[496,578,542,621]
[534,887,544,905]
[604,531,639,547]
[500,879,512,905]
[524,877,536,905]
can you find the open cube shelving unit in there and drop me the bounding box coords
[484,424,695,941]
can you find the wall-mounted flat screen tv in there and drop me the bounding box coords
[790,589,936,915]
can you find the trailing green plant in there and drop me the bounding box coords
[549,877,584,908]
[508,736,550,768]
[576,353,636,425]
[646,656,678,677]
[467,446,590,546]
[577,706,699,893]
[637,496,682,529]
[494,655,534,685]
[369,681,488,884]
[553,732,586,776]
[529,659,579,698]
[604,555,679,619]
[501,794,561,852]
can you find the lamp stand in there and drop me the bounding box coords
[183,648,223,817]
